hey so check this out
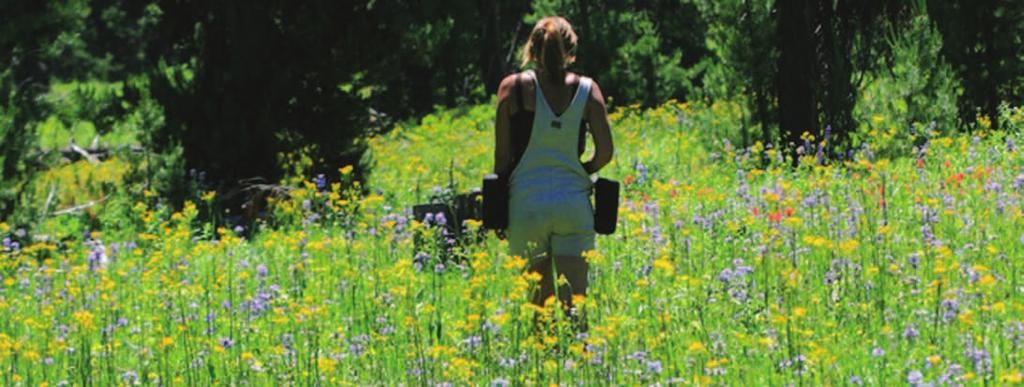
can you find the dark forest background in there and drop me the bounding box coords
[2,0,1023,225]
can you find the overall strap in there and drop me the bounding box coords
[577,77,591,157]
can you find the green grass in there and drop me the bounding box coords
[2,101,1024,385]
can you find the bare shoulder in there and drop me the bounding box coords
[585,77,607,110]
[497,73,523,114]
[499,74,519,90]
[497,74,518,102]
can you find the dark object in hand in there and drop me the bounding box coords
[593,177,619,234]
[482,173,508,230]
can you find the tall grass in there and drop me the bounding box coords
[1,101,1023,384]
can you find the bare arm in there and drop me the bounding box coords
[494,75,517,176]
[582,80,614,175]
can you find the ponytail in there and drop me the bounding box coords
[520,16,578,81]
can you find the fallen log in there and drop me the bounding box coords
[32,144,146,164]
[51,196,109,216]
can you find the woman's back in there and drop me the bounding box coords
[517,70,583,117]
[509,69,593,201]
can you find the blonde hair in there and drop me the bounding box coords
[520,16,578,74]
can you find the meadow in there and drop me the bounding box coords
[3,100,1024,385]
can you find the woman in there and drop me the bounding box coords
[493,16,614,317]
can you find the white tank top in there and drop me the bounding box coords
[509,70,593,201]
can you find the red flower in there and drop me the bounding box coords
[784,207,794,217]
[624,175,635,185]
[769,210,782,223]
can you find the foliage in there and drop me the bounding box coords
[36,80,139,149]
[528,0,708,107]
[694,0,777,148]
[0,0,161,223]
[0,1,93,219]
[852,11,961,158]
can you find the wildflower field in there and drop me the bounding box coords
[3,101,1024,385]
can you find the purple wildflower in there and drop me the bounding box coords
[903,326,920,340]
[734,265,754,277]
[635,161,648,184]
[461,336,482,349]
[256,264,268,278]
[939,363,963,384]
[941,299,959,321]
[965,348,992,375]
[717,268,734,283]
[123,371,139,383]
[647,360,663,374]
[908,253,920,269]
[349,342,365,357]
[413,251,430,272]
[315,174,327,191]
[499,357,516,369]
[86,243,107,271]
[626,351,647,361]
[908,370,924,385]
[824,270,838,285]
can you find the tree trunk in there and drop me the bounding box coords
[478,0,502,94]
[776,0,819,160]
[818,0,856,152]
[744,0,773,148]
[756,89,771,147]
[982,12,1000,130]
